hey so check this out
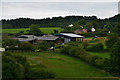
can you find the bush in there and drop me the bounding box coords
[38,41,50,51]
[105,33,119,49]
[82,41,89,49]
[2,52,29,79]
[60,46,72,54]
[67,41,81,47]
[60,45,105,69]
[87,43,104,52]
[2,52,56,79]
[19,42,33,50]
[95,58,104,68]
[55,45,64,49]
[2,39,20,48]
[107,40,120,76]
[81,32,108,37]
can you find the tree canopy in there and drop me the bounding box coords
[29,24,43,36]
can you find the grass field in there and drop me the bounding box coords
[2,27,63,34]
[88,52,110,59]
[11,51,111,78]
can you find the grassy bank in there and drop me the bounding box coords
[10,51,111,78]
[88,52,110,59]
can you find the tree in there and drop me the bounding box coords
[104,22,112,30]
[2,52,29,79]
[112,24,120,36]
[85,22,93,31]
[53,29,58,34]
[76,19,86,26]
[105,40,120,76]
[2,24,12,29]
[91,21,99,29]
[29,24,43,36]
[105,33,119,49]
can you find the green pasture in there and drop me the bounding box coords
[2,27,63,34]
[11,51,111,78]
[88,52,110,59]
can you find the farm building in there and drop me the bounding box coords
[55,33,84,43]
[36,35,62,43]
[14,34,84,44]
[13,35,37,43]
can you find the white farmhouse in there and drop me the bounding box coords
[91,27,96,32]
[108,31,111,33]
[68,24,73,27]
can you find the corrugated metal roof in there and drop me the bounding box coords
[13,38,35,42]
[20,35,37,38]
[37,35,59,40]
[59,33,84,38]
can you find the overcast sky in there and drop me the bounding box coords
[1,0,119,19]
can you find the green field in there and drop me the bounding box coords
[11,51,111,78]
[88,52,110,59]
[2,27,63,34]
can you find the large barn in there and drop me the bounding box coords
[55,33,84,43]
[14,33,84,44]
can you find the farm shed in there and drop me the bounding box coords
[13,35,37,43]
[55,33,84,43]
[36,35,62,43]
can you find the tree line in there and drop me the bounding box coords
[1,14,120,35]
[1,14,119,29]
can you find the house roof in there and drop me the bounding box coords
[56,33,84,38]
[19,35,37,38]
[14,35,37,42]
[13,38,35,42]
[37,35,59,41]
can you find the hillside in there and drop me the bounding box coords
[11,52,111,78]
[1,14,120,29]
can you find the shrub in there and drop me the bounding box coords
[2,39,20,48]
[108,40,120,76]
[60,46,72,54]
[49,41,55,47]
[55,45,64,49]
[67,41,80,47]
[2,52,29,79]
[38,41,50,51]
[2,52,56,79]
[105,33,119,49]
[82,41,89,49]
[90,56,101,65]
[87,43,104,52]
[20,42,33,50]
[95,58,104,68]
[69,47,80,56]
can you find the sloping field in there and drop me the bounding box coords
[2,27,63,34]
[11,52,111,78]
[88,52,110,59]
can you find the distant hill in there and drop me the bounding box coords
[1,14,120,29]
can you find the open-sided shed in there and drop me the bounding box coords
[55,33,84,43]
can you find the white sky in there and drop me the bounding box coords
[1,0,120,19]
